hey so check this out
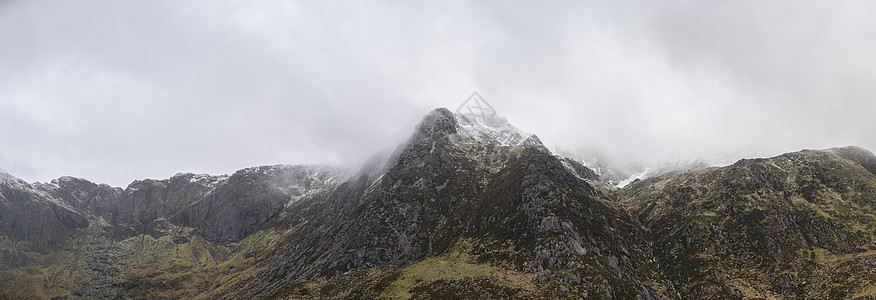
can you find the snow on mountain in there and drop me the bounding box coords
[405,108,549,155]
[452,113,545,150]
[556,149,716,188]
[611,159,715,187]
[0,170,34,191]
[0,170,79,211]
[179,172,230,186]
[554,149,642,185]
[0,171,13,182]
[615,169,650,188]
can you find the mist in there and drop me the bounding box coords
[1,0,875,187]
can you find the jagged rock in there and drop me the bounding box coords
[536,271,552,284]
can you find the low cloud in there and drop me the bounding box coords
[1,0,874,186]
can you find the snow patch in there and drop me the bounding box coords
[452,113,541,149]
[179,173,229,188]
[364,173,385,195]
[0,171,77,211]
[616,169,650,188]
[279,166,346,207]
[560,159,587,181]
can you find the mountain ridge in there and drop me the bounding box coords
[620,146,876,298]
[0,108,874,299]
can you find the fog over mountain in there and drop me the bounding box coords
[1,0,875,186]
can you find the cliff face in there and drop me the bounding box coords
[0,165,345,299]
[1,109,874,299]
[0,173,89,253]
[27,165,344,242]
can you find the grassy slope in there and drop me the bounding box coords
[265,239,606,300]
[0,228,284,299]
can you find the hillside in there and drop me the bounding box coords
[621,147,876,299]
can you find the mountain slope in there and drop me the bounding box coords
[620,146,876,299]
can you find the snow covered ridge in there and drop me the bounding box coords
[170,172,230,189]
[451,111,546,150]
[0,170,78,211]
[245,165,348,208]
[0,170,13,181]
[0,171,32,189]
[557,152,717,188]
[223,164,347,208]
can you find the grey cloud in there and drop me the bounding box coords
[1,0,874,186]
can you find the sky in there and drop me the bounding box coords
[1,0,875,187]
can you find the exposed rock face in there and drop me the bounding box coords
[172,165,344,243]
[40,176,123,218]
[0,173,88,252]
[22,165,344,244]
[621,148,876,299]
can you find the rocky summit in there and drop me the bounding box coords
[0,108,874,299]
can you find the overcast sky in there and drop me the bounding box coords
[2,0,875,186]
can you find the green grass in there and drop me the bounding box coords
[380,240,501,299]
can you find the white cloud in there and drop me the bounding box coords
[1,0,874,186]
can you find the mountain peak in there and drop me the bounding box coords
[827,145,876,176]
[411,107,546,151]
[412,108,459,142]
[0,168,21,183]
[454,111,545,150]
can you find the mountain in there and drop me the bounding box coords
[0,108,874,299]
[211,108,673,299]
[0,165,343,299]
[620,146,876,299]
[0,172,89,252]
